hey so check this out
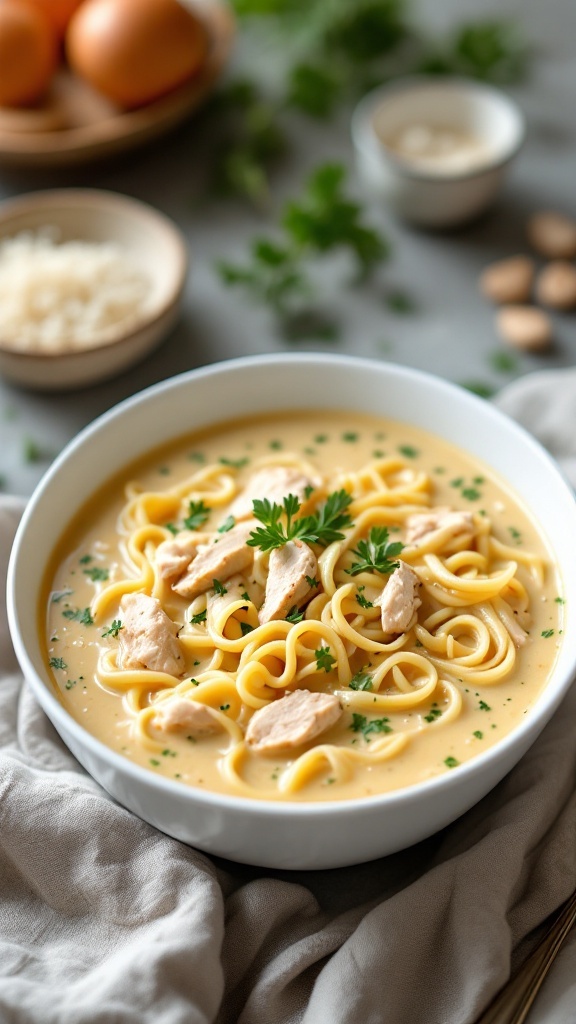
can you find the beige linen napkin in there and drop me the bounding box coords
[2,371,576,1024]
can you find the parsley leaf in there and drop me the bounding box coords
[314,646,336,673]
[83,566,109,582]
[62,606,94,625]
[285,606,304,624]
[346,526,403,576]
[355,587,373,609]
[247,489,354,552]
[101,619,123,638]
[49,657,67,670]
[184,500,211,530]
[190,610,207,625]
[213,579,228,596]
[218,515,236,533]
[350,712,392,740]
[349,670,373,691]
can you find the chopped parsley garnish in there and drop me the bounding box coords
[473,731,484,740]
[342,432,358,443]
[269,440,283,450]
[162,748,177,757]
[101,619,123,638]
[350,713,392,740]
[314,434,328,444]
[49,657,67,670]
[79,555,92,565]
[450,477,464,488]
[184,500,211,530]
[240,622,254,636]
[346,526,403,577]
[241,591,251,601]
[165,523,179,535]
[218,515,236,533]
[212,579,228,596]
[478,699,491,711]
[424,707,442,723]
[189,610,207,625]
[303,484,315,500]
[150,759,161,767]
[188,452,205,463]
[398,445,419,459]
[83,566,109,582]
[285,606,304,623]
[355,586,373,609]
[349,670,373,691]
[461,488,481,501]
[219,456,249,470]
[52,588,73,603]
[190,678,200,685]
[305,575,319,588]
[65,680,77,691]
[220,704,230,712]
[508,526,522,542]
[62,606,94,625]
[554,597,565,604]
[444,756,459,769]
[314,646,336,673]
[247,489,353,552]
[541,629,555,638]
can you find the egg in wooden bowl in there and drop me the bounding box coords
[0,188,188,390]
[7,354,576,868]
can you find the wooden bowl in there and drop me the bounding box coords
[0,0,235,167]
[0,189,188,390]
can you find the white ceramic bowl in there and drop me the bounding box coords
[352,77,525,228]
[0,189,188,390]
[7,354,576,869]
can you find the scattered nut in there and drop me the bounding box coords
[535,261,576,310]
[496,306,553,351]
[479,255,535,304]
[527,211,576,259]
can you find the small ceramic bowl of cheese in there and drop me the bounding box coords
[351,76,525,228]
[0,189,188,391]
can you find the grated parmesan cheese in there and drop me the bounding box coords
[0,228,149,353]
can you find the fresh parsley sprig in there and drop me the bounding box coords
[246,489,353,552]
[184,500,212,531]
[346,526,404,576]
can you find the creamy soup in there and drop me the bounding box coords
[44,411,563,803]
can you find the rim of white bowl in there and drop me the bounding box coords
[351,75,526,184]
[7,353,576,821]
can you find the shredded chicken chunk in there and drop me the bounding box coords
[155,533,199,583]
[173,521,254,600]
[119,592,183,676]
[227,466,317,522]
[154,697,219,735]
[375,561,422,634]
[259,540,318,624]
[245,688,342,754]
[405,506,474,545]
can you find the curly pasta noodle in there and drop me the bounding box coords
[70,441,551,800]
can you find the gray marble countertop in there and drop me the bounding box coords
[1,0,575,498]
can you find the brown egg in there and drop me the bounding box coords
[27,0,84,37]
[0,0,58,107]
[66,0,208,109]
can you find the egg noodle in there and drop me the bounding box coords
[86,449,546,798]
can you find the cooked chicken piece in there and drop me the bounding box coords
[405,506,474,545]
[119,592,183,676]
[154,697,219,735]
[173,520,254,600]
[155,533,199,582]
[245,688,342,754]
[258,540,318,624]
[375,561,422,634]
[227,466,317,522]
